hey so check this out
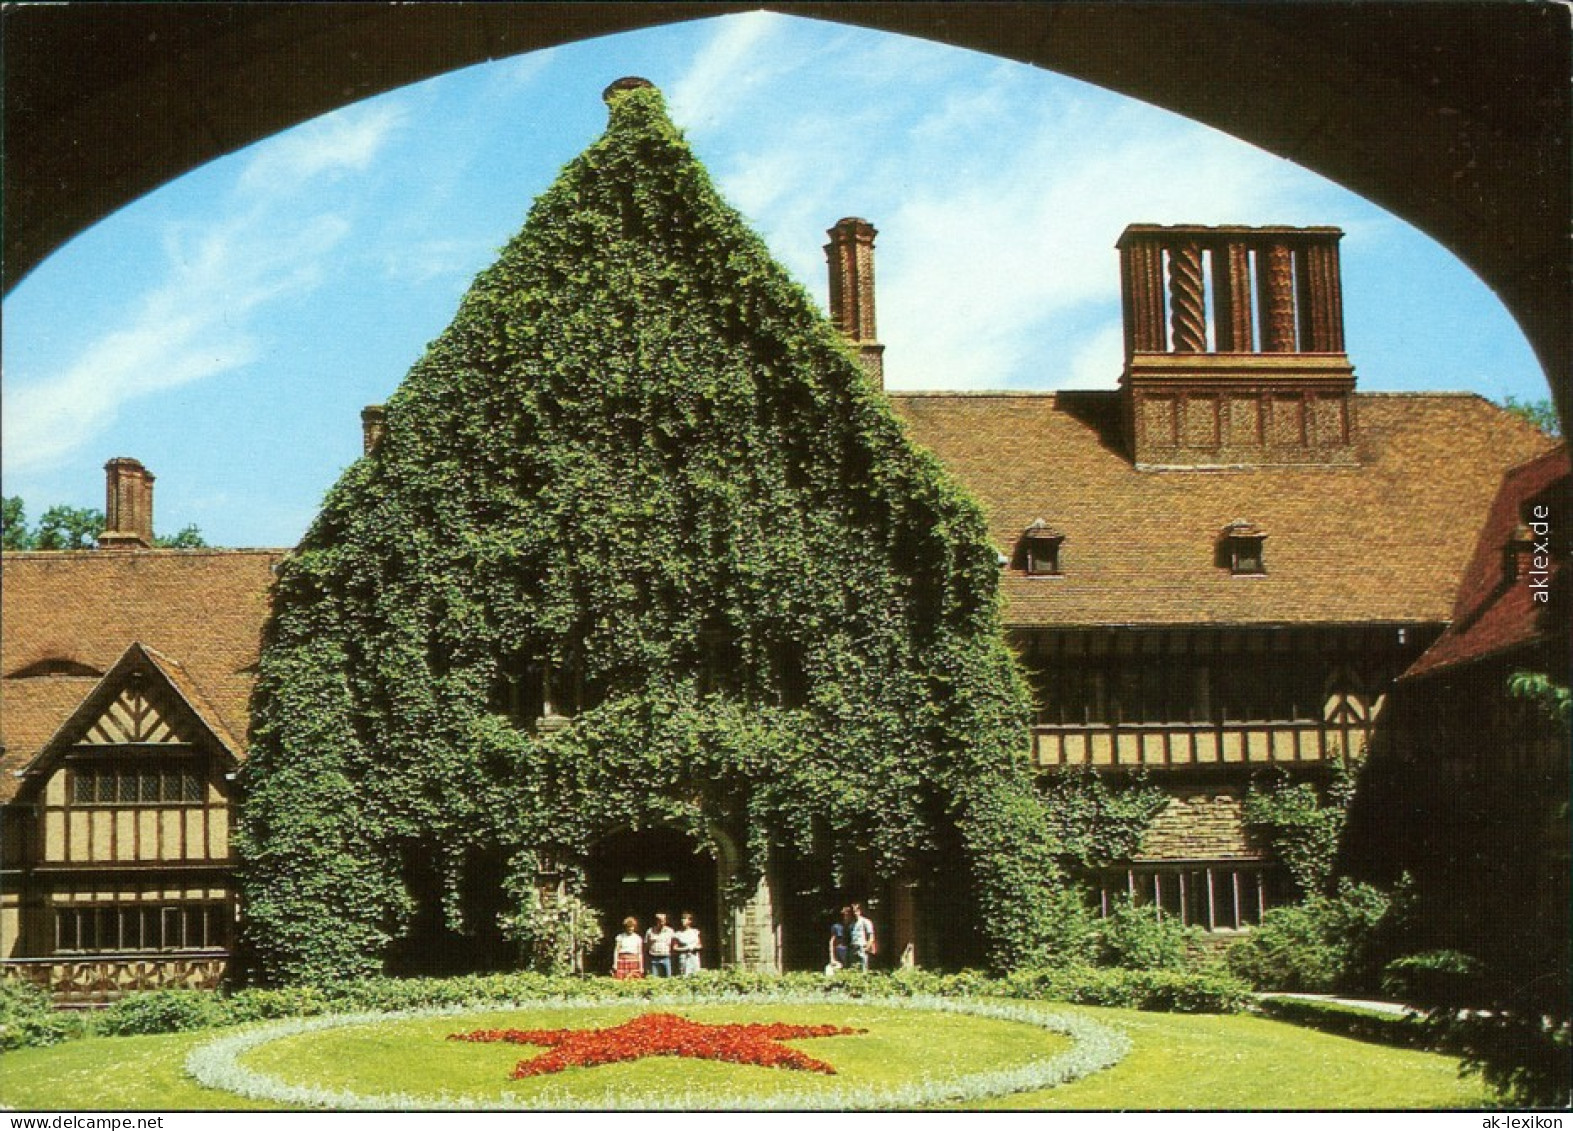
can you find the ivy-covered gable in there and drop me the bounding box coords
[239,81,1054,983]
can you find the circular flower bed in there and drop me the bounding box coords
[185,992,1130,1110]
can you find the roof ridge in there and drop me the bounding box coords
[1,547,288,558]
[885,388,1504,400]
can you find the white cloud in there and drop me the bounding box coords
[669,11,790,128]
[238,101,404,196]
[660,29,1324,392]
[381,237,492,286]
[2,211,350,473]
[872,90,1317,389]
[488,48,557,91]
[2,93,395,477]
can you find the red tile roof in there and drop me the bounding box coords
[1,549,281,800]
[891,391,1555,629]
[1403,443,1569,679]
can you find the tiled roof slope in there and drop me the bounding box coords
[0,550,282,800]
[892,391,1555,629]
[1403,444,1569,679]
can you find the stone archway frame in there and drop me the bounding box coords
[703,822,782,975]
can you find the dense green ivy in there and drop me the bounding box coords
[239,83,1058,982]
[1037,770,1167,869]
[1241,761,1359,899]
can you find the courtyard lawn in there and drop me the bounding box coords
[228,1002,1068,1108]
[974,1005,1494,1110]
[0,999,1493,1111]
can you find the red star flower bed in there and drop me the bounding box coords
[450,1012,867,1078]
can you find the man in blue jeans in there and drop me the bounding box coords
[645,912,675,977]
[848,902,875,972]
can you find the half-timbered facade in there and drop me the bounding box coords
[0,219,1558,993]
[0,478,281,999]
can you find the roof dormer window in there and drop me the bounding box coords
[1220,520,1267,575]
[1017,520,1066,577]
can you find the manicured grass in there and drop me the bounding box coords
[0,999,1492,1111]
[971,1005,1494,1110]
[0,1029,279,1111]
[237,1003,1064,1107]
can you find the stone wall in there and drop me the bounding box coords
[1135,788,1266,861]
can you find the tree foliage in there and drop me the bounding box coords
[1,498,103,550]
[155,524,209,549]
[34,504,104,550]
[1,496,28,550]
[239,83,1055,983]
[1,496,207,549]
[1500,394,1562,438]
[1507,670,1571,733]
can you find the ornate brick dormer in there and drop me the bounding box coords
[1117,224,1357,469]
[825,217,885,388]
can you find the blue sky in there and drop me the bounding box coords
[1,12,1551,549]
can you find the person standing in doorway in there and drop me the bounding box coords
[673,911,703,975]
[828,906,851,973]
[645,911,676,978]
[613,917,644,979]
[848,902,876,972]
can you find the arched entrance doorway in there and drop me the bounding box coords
[584,827,718,975]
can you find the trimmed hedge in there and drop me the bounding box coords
[5,967,1252,1049]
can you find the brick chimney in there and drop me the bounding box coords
[1116,224,1357,469]
[825,217,885,387]
[361,404,387,454]
[98,457,155,550]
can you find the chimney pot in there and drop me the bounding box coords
[361,404,388,455]
[603,76,655,103]
[99,457,155,550]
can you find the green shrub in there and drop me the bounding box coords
[1380,949,1474,1004]
[95,989,223,1036]
[1019,964,1251,1013]
[500,892,602,976]
[0,978,79,1050]
[1228,880,1391,994]
[223,985,335,1023]
[1094,900,1197,971]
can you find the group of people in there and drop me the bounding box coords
[611,911,702,979]
[609,903,880,978]
[827,903,876,974]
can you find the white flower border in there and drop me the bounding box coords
[185,991,1131,1110]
